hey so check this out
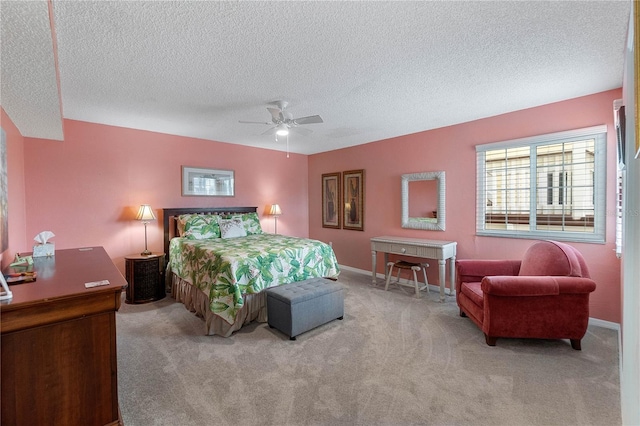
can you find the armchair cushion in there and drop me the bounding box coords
[456,259,521,279]
[460,281,484,306]
[519,240,588,277]
[455,259,521,294]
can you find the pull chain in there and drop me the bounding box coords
[275,133,290,158]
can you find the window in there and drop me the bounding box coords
[616,168,623,257]
[614,99,624,257]
[476,125,606,243]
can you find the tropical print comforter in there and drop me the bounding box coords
[168,234,340,324]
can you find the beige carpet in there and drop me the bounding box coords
[116,269,621,426]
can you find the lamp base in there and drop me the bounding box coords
[140,249,152,256]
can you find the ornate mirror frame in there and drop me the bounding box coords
[401,171,446,231]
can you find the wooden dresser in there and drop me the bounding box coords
[1,247,127,426]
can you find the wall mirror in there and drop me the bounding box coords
[401,171,445,231]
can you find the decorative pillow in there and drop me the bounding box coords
[176,214,195,236]
[219,218,247,239]
[221,212,264,235]
[240,212,263,235]
[182,215,221,240]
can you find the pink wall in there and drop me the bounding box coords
[8,89,623,323]
[309,89,622,323]
[22,120,309,273]
[1,108,27,270]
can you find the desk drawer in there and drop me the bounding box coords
[390,244,419,255]
[371,238,454,260]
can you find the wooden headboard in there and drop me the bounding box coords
[162,207,258,260]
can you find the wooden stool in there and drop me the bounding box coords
[385,260,429,298]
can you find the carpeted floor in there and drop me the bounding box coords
[116,269,621,426]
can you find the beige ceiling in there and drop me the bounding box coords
[0,1,632,155]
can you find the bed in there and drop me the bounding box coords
[163,207,340,336]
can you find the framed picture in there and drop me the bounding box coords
[322,172,341,228]
[343,169,365,231]
[181,166,234,197]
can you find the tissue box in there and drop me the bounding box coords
[33,243,55,258]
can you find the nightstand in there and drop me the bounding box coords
[124,253,165,304]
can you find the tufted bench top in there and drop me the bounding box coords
[266,278,342,304]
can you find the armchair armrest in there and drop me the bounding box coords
[482,275,596,297]
[554,276,596,294]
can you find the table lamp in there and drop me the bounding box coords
[135,204,156,256]
[269,204,282,234]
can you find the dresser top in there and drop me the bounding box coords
[1,246,127,307]
[371,236,457,247]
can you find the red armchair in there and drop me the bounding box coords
[455,240,596,350]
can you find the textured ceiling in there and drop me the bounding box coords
[0,0,63,140]
[0,1,632,155]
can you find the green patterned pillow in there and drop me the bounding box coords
[182,215,221,239]
[176,214,195,236]
[241,212,263,235]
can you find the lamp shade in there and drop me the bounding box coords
[135,204,156,221]
[269,204,282,216]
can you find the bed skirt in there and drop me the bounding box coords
[170,273,268,337]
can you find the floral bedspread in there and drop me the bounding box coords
[168,234,340,324]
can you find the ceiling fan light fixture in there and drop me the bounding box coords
[276,124,289,136]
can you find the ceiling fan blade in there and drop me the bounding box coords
[289,127,312,136]
[239,120,271,125]
[293,115,323,125]
[267,107,283,123]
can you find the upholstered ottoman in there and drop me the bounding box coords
[266,278,344,340]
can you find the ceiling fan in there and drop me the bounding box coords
[239,101,323,136]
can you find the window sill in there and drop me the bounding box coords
[476,230,605,244]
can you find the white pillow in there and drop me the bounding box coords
[219,218,247,239]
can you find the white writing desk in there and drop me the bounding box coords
[371,236,457,301]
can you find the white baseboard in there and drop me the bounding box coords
[338,264,448,294]
[588,317,620,331]
[338,264,373,277]
[339,264,620,329]
[588,320,621,373]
